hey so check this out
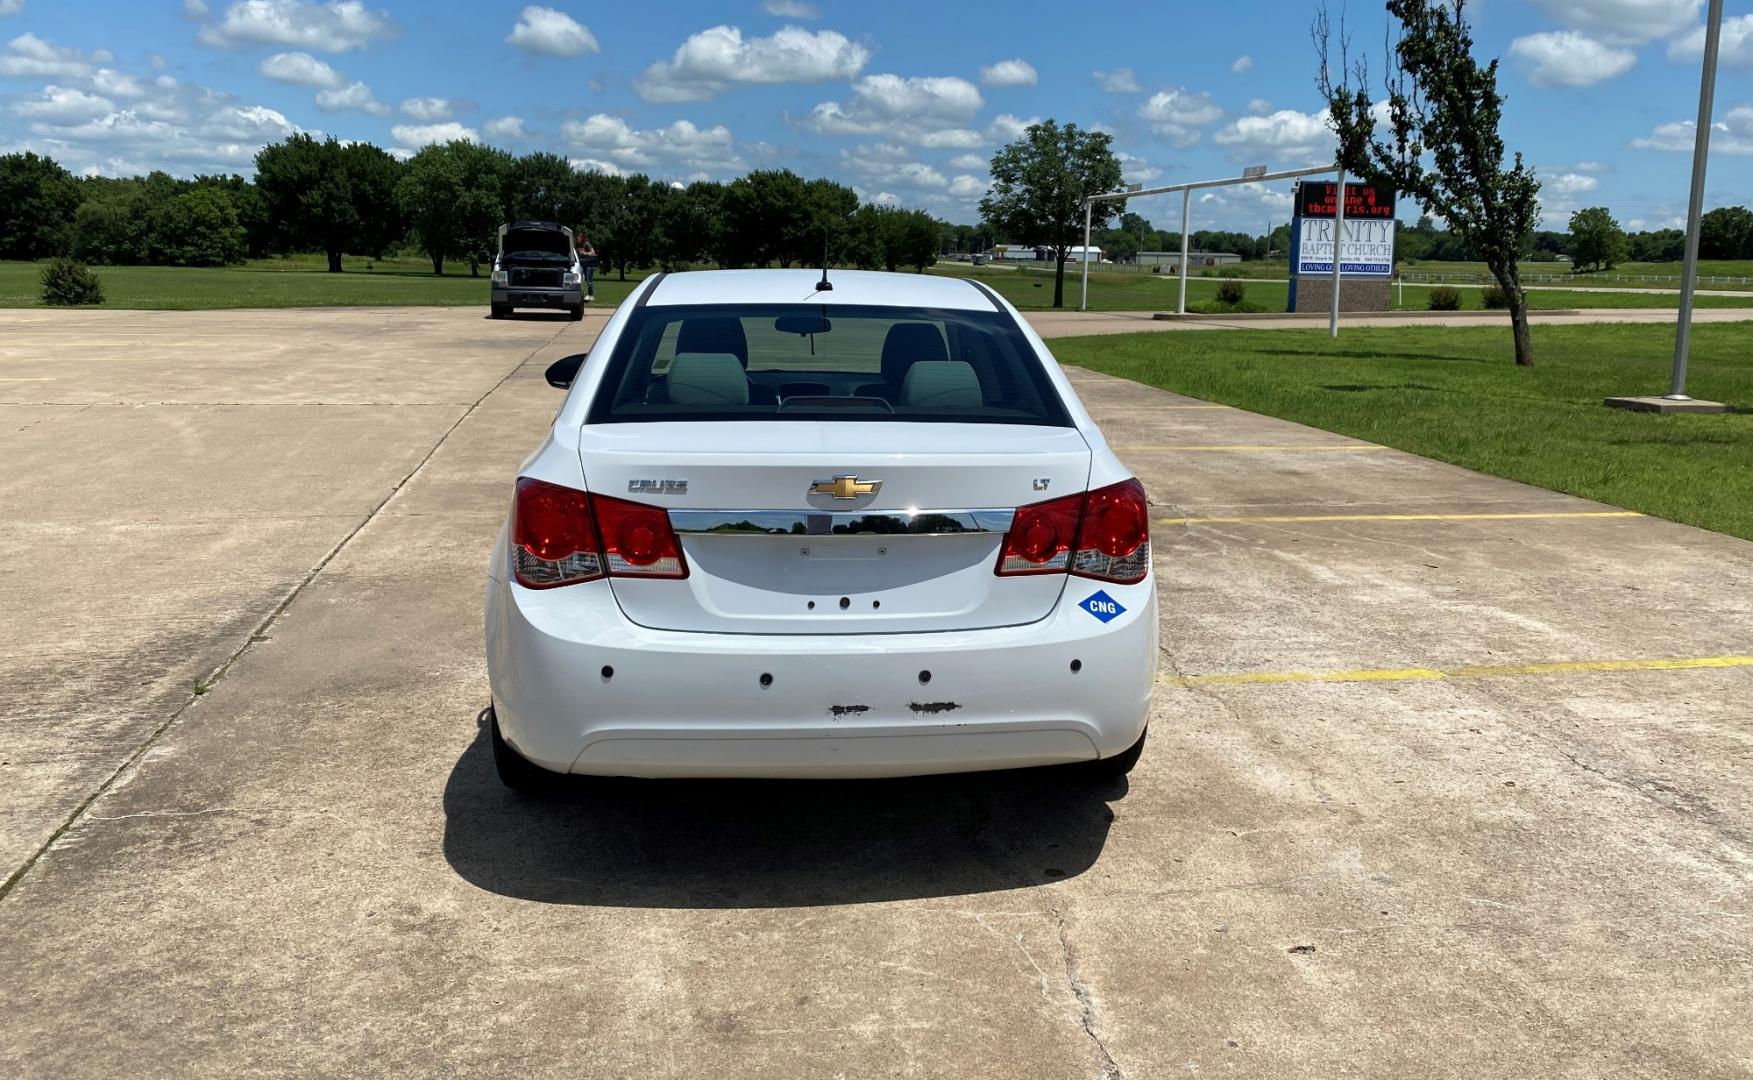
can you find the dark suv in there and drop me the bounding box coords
[490,221,584,320]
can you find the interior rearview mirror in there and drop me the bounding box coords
[775,315,832,336]
[545,352,587,389]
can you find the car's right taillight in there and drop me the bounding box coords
[512,477,603,588]
[1072,479,1151,584]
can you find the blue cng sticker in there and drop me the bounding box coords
[1079,590,1126,623]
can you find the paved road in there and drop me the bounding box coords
[2,308,1750,1077]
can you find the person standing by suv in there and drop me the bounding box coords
[575,229,597,303]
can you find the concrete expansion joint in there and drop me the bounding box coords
[1049,905,1125,1080]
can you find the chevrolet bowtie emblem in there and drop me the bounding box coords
[810,474,882,500]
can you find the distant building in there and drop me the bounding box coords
[1135,251,1242,269]
[988,244,1107,264]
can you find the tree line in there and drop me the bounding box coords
[0,137,945,276]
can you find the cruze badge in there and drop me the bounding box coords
[810,475,882,500]
[628,479,688,496]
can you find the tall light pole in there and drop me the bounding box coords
[1669,0,1724,401]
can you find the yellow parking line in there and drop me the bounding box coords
[1157,510,1644,525]
[1168,655,1753,689]
[1117,444,1384,452]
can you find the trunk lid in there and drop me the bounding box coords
[579,421,1091,634]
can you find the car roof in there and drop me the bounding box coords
[646,269,998,312]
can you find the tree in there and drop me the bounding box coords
[1567,207,1626,272]
[790,177,859,268]
[158,188,247,266]
[1102,230,1140,263]
[254,135,402,271]
[1699,206,1753,260]
[1629,228,1685,263]
[0,152,81,259]
[980,120,1125,308]
[658,181,723,270]
[396,140,510,274]
[720,169,808,267]
[1317,1,1542,365]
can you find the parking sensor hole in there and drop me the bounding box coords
[601,665,615,680]
[1070,659,1083,674]
[918,670,931,685]
[807,601,816,610]
[759,673,774,688]
[872,600,880,609]
[839,596,851,609]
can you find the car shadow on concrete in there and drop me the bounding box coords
[442,711,1124,909]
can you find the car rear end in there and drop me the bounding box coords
[484,270,1157,779]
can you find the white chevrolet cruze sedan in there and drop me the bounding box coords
[483,269,1157,788]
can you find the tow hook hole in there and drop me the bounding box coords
[839,596,851,609]
[1070,659,1083,674]
[601,665,615,680]
[918,670,931,685]
[759,673,774,688]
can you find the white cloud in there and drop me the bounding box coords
[761,0,818,16]
[0,0,24,15]
[1631,104,1753,154]
[1510,31,1636,87]
[91,69,147,98]
[399,96,451,120]
[1213,108,1334,159]
[803,73,985,144]
[948,174,986,197]
[1093,67,1141,93]
[637,25,870,102]
[1529,0,1701,44]
[562,113,743,172]
[505,6,598,58]
[1546,172,1600,194]
[840,144,949,189]
[314,80,386,114]
[980,58,1037,87]
[1247,98,1273,115]
[947,152,987,169]
[0,32,95,78]
[483,115,525,140]
[13,85,115,122]
[197,1,395,53]
[569,157,624,176]
[258,50,342,88]
[1668,14,1753,68]
[986,113,1038,142]
[1230,55,1253,73]
[182,0,208,14]
[1138,87,1223,147]
[391,121,477,146]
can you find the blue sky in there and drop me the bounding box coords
[0,0,1748,231]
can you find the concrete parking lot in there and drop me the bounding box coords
[2,306,1750,1078]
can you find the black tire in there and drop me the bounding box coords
[489,707,560,792]
[1087,727,1147,778]
[490,304,510,319]
[568,303,585,321]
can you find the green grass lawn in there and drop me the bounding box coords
[0,254,653,309]
[1049,322,1753,541]
[1402,259,1753,289]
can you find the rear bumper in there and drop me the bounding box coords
[491,286,582,308]
[484,567,1158,778]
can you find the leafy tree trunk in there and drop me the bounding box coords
[430,251,444,275]
[1490,262,1534,367]
[326,247,342,273]
[1052,252,1066,309]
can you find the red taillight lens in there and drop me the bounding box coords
[592,494,688,578]
[512,477,602,588]
[997,492,1082,575]
[1072,479,1151,584]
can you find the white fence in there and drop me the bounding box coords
[1401,270,1752,287]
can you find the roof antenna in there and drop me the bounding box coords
[815,227,833,291]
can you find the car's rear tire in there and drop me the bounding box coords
[1086,727,1147,778]
[490,304,510,319]
[568,303,584,321]
[489,706,560,793]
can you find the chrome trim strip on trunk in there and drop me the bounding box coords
[668,509,1016,536]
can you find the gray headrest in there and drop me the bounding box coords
[901,361,982,408]
[667,353,749,405]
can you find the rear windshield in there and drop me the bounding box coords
[587,303,1071,426]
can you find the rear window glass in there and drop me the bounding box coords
[587,303,1071,426]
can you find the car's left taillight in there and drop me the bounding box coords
[1072,479,1151,584]
[592,494,688,578]
[512,477,603,588]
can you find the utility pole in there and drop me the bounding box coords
[1670,0,1723,400]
